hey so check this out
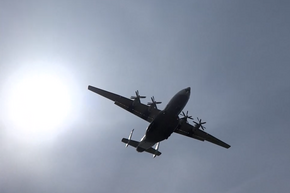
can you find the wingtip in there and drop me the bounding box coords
[88,85,95,91]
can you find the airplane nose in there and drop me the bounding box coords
[185,87,190,94]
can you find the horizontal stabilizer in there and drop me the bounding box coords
[121,138,162,156]
[121,138,139,148]
[145,147,162,156]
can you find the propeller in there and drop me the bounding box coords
[193,117,206,130]
[131,90,146,100]
[180,111,193,123]
[147,96,162,109]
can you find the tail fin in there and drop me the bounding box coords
[125,129,134,147]
[153,142,160,158]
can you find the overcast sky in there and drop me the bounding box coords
[1,1,290,193]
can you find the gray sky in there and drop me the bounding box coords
[1,1,290,193]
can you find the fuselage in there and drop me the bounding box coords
[137,87,190,152]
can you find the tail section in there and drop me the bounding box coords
[121,138,162,157]
[121,130,162,157]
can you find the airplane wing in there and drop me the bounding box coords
[175,122,231,149]
[88,85,160,122]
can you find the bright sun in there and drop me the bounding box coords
[4,70,73,142]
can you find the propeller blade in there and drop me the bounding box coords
[147,96,161,107]
[193,117,206,130]
[132,90,146,100]
[180,111,193,122]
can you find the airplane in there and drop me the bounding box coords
[88,85,230,157]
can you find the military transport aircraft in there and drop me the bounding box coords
[88,85,230,157]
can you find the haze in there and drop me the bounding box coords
[0,1,290,193]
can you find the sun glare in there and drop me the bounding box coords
[4,69,74,142]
